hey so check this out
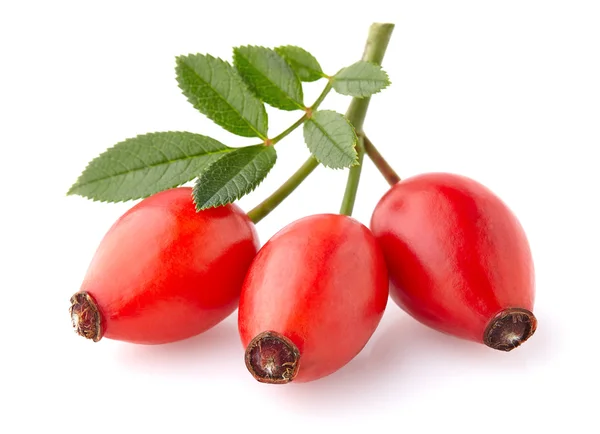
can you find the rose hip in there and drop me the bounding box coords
[70,187,259,344]
[370,173,536,351]
[238,214,388,383]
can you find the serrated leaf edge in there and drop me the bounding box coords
[275,45,326,82]
[332,61,391,98]
[193,146,277,210]
[305,111,358,169]
[176,53,269,138]
[67,131,233,203]
[233,45,305,110]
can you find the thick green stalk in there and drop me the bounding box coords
[339,136,365,216]
[247,157,319,224]
[340,23,395,216]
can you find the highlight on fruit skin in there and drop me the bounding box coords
[239,213,389,383]
[70,187,259,345]
[370,172,537,351]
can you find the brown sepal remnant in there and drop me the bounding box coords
[245,331,300,384]
[69,292,103,342]
[484,307,537,352]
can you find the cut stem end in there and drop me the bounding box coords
[484,307,537,352]
[245,331,300,384]
[69,291,103,342]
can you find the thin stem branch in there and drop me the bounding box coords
[248,81,335,222]
[340,23,395,216]
[362,134,401,185]
[270,114,307,145]
[310,81,333,110]
[270,81,333,145]
[247,157,319,224]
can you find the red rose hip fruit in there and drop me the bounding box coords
[370,173,536,351]
[238,214,388,384]
[70,187,259,344]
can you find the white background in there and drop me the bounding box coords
[1,1,599,432]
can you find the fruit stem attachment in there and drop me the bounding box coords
[340,23,395,216]
[483,307,537,352]
[362,134,401,185]
[247,157,320,224]
[245,331,300,384]
[70,291,103,342]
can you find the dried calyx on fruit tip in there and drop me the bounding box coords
[484,308,537,352]
[69,292,103,342]
[245,331,300,384]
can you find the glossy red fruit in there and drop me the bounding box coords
[238,214,388,384]
[371,173,536,351]
[70,187,259,344]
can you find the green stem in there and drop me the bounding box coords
[310,81,333,110]
[270,115,307,145]
[249,24,394,223]
[340,23,395,216]
[270,82,333,145]
[248,82,334,223]
[339,136,365,216]
[362,133,401,185]
[247,157,319,224]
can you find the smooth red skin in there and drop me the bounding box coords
[239,214,388,383]
[370,173,535,343]
[80,187,259,344]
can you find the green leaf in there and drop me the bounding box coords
[176,54,268,138]
[67,132,234,202]
[303,110,358,169]
[233,46,304,111]
[332,61,390,98]
[193,145,277,210]
[275,46,324,82]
